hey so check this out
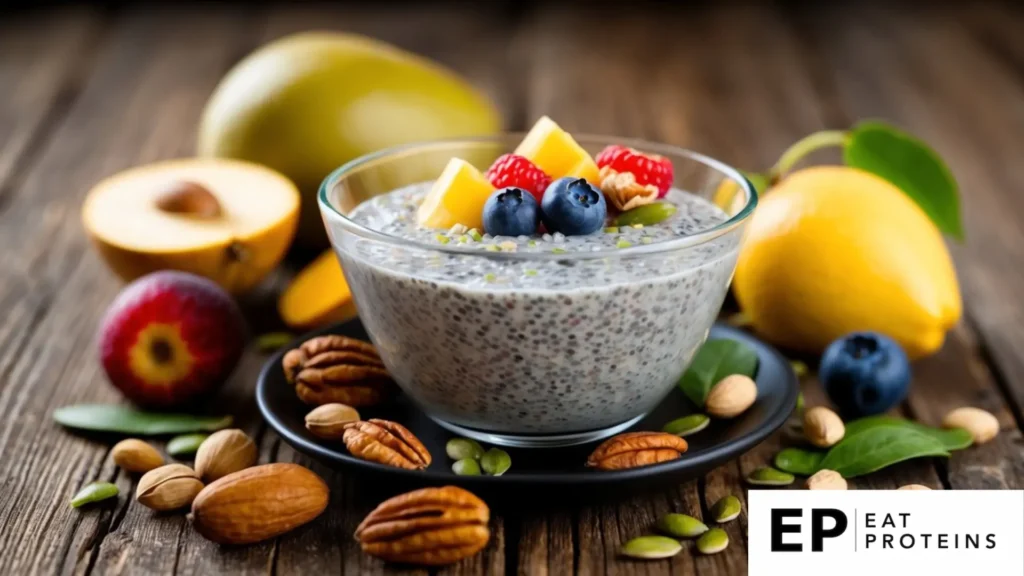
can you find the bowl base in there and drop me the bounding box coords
[427,413,647,448]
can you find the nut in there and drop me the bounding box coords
[804,407,845,448]
[111,438,164,473]
[585,432,688,470]
[305,403,361,439]
[342,419,431,470]
[620,535,683,559]
[283,335,394,407]
[194,429,257,482]
[191,463,328,544]
[356,485,490,566]
[898,484,931,491]
[942,406,999,444]
[806,469,847,490]
[136,463,204,511]
[599,166,658,212]
[705,374,757,418]
[154,180,222,218]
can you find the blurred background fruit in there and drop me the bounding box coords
[197,32,502,247]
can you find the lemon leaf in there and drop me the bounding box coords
[679,339,758,407]
[843,121,963,240]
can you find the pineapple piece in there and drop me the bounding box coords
[417,158,495,229]
[514,116,600,184]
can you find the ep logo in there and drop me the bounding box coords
[771,508,848,552]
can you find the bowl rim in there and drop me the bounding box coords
[317,133,758,262]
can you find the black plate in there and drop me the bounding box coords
[257,321,798,504]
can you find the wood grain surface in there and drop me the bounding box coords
[1,2,1022,575]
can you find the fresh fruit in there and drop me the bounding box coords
[819,332,911,419]
[83,159,299,295]
[417,158,496,229]
[485,154,551,202]
[279,250,357,330]
[514,116,600,184]
[482,187,541,237]
[540,177,607,236]
[98,271,245,408]
[198,32,501,247]
[595,144,674,197]
[733,166,961,359]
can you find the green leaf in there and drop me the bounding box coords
[166,433,210,457]
[844,416,973,451]
[819,426,949,478]
[679,339,758,406]
[71,482,119,508]
[54,404,233,436]
[774,448,825,476]
[843,121,963,239]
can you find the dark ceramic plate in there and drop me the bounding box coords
[257,320,797,504]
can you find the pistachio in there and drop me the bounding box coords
[446,438,484,461]
[705,374,757,418]
[620,535,682,559]
[942,407,999,444]
[806,469,847,490]
[662,414,710,437]
[804,407,845,448]
[452,458,482,476]
[656,513,707,538]
[194,429,257,482]
[111,438,164,473]
[480,448,511,476]
[136,463,203,511]
[167,433,208,457]
[898,484,932,491]
[71,482,119,508]
[305,403,361,440]
[711,495,742,523]
[746,467,795,486]
[696,528,729,555]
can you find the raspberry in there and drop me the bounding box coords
[595,145,674,197]
[485,154,552,202]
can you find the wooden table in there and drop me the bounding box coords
[2,2,1023,574]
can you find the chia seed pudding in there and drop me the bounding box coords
[331,181,740,436]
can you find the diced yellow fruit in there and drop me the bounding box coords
[514,116,600,184]
[417,158,495,229]
[279,250,357,329]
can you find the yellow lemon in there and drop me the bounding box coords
[733,166,961,359]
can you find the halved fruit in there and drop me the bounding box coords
[279,250,357,329]
[514,116,600,184]
[82,158,300,294]
[416,157,495,229]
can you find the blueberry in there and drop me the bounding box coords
[540,177,607,236]
[482,187,540,237]
[819,332,911,419]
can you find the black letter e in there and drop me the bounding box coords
[771,509,802,552]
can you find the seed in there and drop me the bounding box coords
[656,513,708,538]
[705,374,757,418]
[806,469,847,490]
[662,414,710,437]
[551,247,566,254]
[524,269,538,277]
[804,406,845,448]
[696,528,729,554]
[255,332,293,353]
[435,234,450,244]
[71,481,119,508]
[746,467,795,486]
[484,273,497,283]
[614,202,678,227]
[620,535,682,559]
[167,433,209,457]
[898,484,931,490]
[942,407,999,444]
[111,438,164,473]
[457,235,470,243]
[468,229,483,241]
[616,240,632,249]
[481,448,511,476]
[604,226,620,234]
[710,495,742,523]
[452,458,482,476]
[446,438,484,461]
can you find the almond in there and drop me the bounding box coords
[804,407,845,448]
[112,438,164,473]
[705,374,757,418]
[191,463,329,544]
[942,406,999,444]
[806,469,847,490]
[194,428,257,482]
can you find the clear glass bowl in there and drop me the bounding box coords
[319,135,756,447]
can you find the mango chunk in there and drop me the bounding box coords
[514,116,600,184]
[416,158,495,229]
[279,250,357,329]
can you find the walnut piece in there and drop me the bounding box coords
[599,166,659,212]
[586,431,689,470]
[282,335,394,407]
[342,419,431,470]
[356,485,490,566]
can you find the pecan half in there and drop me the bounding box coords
[356,486,490,566]
[282,335,394,407]
[586,432,688,470]
[599,166,659,212]
[342,419,431,470]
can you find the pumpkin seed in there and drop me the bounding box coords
[746,467,795,486]
[53,405,232,436]
[167,433,209,457]
[614,202,678,227]
[452,458,482,476]
[255,332,293,353]
[71,481,119,508]
[620,535,682,559]
[662,414,711,437]
[656,513,708,538]
[696,528,729,554]
[446,438,484,461]
[481,448,511,476]
[711,495,742,523]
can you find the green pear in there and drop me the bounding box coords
[197,32,502,247]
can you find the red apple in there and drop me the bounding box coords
[98,271,245,407]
